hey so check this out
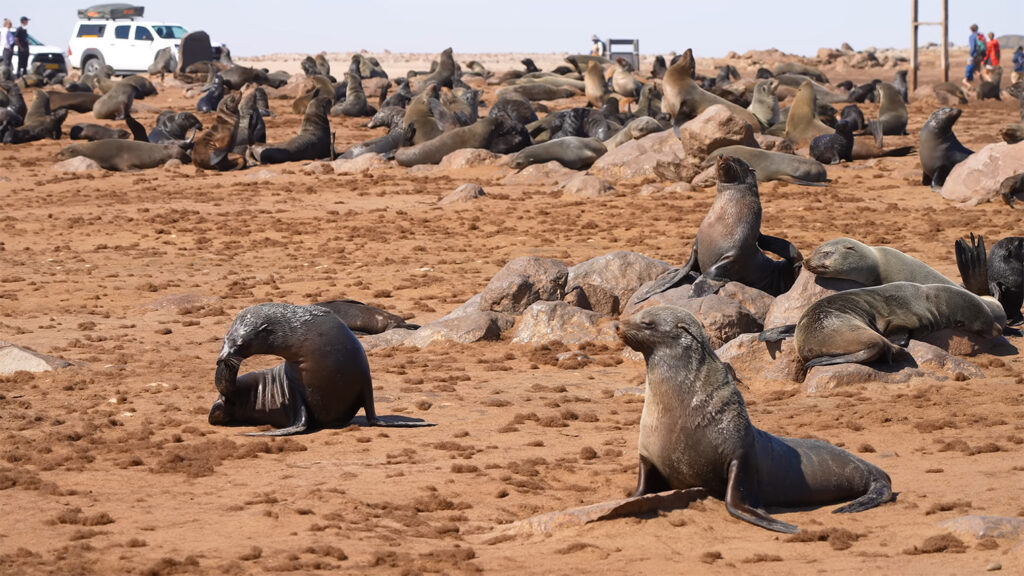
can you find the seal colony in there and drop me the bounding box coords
[4,41,1024,571]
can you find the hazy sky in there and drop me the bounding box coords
[16,0,1024,59]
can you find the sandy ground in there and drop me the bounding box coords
[1,49,1023,575]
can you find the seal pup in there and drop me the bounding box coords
[805,238,957,286]
[620,306,894,534]
[148,111,203,144]
[194,92,244,170]
[955,234,1024,326]
[809,120,854,164]
[56,139,189,171]
[920,107,973,191]
[839,104,866,131]
[211,303,431,435]
[999,173,1024,207]
[196,73,225,113]
[509,136,607,170]
[978,67,1002,101]
[632,156,803,303]
[314,300,419,334]
[248,96,332,165]
[933,82,968,105]
[784,81,833,146]
[706,145,829,186]
[769,283,1006,367]
[92,81,135,120]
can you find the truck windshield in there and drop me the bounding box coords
[152,25,187,39]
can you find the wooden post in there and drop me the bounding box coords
[941,0,949,82]
[911,0,919,91]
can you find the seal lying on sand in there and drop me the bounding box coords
[620,305,894,534]
[632,156,802,303]
[706,146,829,186]
[762,283,1006,367]
[955,234,1024,326]
[314,300,420,334]
[56,139,190,170]
[210,303,431,435]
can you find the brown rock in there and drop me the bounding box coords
[438,148,499,169]
[563,284,620,316]
[52,157,102,172]
[568,251,671,308]
[439,183,486,205]
[677,104,759,159]
[803,362,922,393]
[359,328,415,351]
[717,282,775,325]
[716,333,806,383]
[332,154,388,174]
[905,340,984,380]
[406,312,514,347]
[479,257,569,315]
[941,142,1024,206]
[588,130,689,181]
[502,161,576,186]
[916,329,1015,357]
[763,268,866,329]
[510,301,618,346]
[754,134,794,153]
[561,173,615,198]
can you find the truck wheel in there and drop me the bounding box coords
[82,56,104,76]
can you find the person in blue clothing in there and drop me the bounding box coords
[1013,46,1023,84]
[963,24,986,87]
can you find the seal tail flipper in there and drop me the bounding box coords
[724,459,799,534]
[831,473,893,513]
[879,145,914,157]
[954,233,990,296]
[366,418,435,428]
[629,266,690,304]
[245,400,309,437]
[804,343,890,368]
[869,120,883,147]
[758,325,796,342]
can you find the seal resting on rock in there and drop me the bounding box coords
[210,303,431,435]
[920,107,972,191]
[804,238,957,286]
[762,283,1006,367]
[633,156,803,303]
[619,305,894,534]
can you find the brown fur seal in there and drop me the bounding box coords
[219,66,271,90]
[620,305,893,534]
[509,136,607,170]
[248,96,332,165]
[805,238,957,286]
[611,58,642,99]
[210,303,430,435]
[56,140,189,171]
[955,234,1024,326]
[632,156,803,303]
[780,283,1005,367]
[496,83,578,102]
[292,75,334,114]
[920,107,973,191]
[92,81,135,120]
[194,93,244,171]
[706,145,829,186]
[331,72,376,117]
[662,49,763,130]
[395,118,497,167]
[747,79,780,127]
[402,84,444,145]
[773,62,829,84]
[784,81,833,147]
[47,91,101,113]
[585,61,608,108]
[869,82,908,136]
[69,123,130,141]
[314,300,419,334]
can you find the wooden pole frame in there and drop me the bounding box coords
[910,0,950,91]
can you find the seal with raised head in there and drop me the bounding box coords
[920,107,973,191]
[774,283,1006,367]
[194,92,244,170]
[584,60,608,108]
[805,238,956,286]
[809,120,854,164]
[210,303,429,435]
[661,49,762,130]
[315,300,420,334]
[868,82,908,136]
[784,80,833,147]
[706,145,829,186]
[395,117,499,167]
[248,96,332,165]
[92,81,135,120]
[955,234,1024,326]
[746,79,779,127]
[620,305,894,534]
[632,156,803,303]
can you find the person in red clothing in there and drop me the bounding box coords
[982,32,1001,82]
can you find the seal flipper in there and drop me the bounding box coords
[630,242,700,304]
[245,399,309,436]
[804,342,893,368]
[775,174,829,187]
[689,275,728,298]
[954,233,990,296]
[831,472,894,513]
[757,234,803,263]
[633,455,671,497]
[725,458,799,534]
[758,324,796,342]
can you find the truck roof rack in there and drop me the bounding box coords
[78,4,145,20]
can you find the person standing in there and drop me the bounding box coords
[14,16,28,78]
[963,24,985,87]
[1013,46,1024,84]
[982,32,1001,82]
[2,19,14,69]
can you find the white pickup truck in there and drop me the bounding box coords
[66,4,198,74]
